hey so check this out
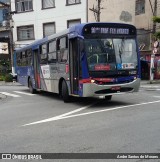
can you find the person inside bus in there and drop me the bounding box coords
[98,40,115,64]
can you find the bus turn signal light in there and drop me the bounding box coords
[65,64,69,73]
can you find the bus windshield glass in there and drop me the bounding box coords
[84,38,137,72]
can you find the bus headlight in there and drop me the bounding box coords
[91,80,95,83]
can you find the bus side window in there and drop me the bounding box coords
[40,44,48,64]
[17,52,21,66]
[48,40,57,63]
[26,49,32,66]
[57,36,68,63]
[21,51,27,66]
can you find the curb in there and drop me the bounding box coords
[0,81,21,86]
[141,80,160,85]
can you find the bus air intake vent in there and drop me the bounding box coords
[95,87,133,94]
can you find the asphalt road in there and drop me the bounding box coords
[0,83,160,162]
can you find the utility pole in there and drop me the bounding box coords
[149,0,157,83]
[153,0,157,34]
[89,0,103,22]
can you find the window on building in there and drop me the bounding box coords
[16,0,33,13]
[66,0,81,5]
[43,22,56,37]
[17,25,35,41]
[135,0,145,15]
[67,19,81,28]
[42,0,55,9]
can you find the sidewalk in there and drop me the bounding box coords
[141,80,160,85]
[140,80,160,90]
[0,81,21,86]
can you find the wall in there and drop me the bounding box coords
[135,0,154,30]
[88,0,135,24]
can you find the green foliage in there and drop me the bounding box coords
[153,16,160,23]
[0,75,5,81]
[0,59,10,68]
[152,16,160,39]
[4,74,13,82]
[154,31,160,39]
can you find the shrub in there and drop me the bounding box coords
[0,75,5,81]
[4,74,13,82]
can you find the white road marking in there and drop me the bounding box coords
[23,101,99,126]
[14,91,35,96]
[23,100,160,126]
[0,92,20,97]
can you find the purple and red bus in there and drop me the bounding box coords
[14,22,141,102]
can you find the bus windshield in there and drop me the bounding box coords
[84,38,138,72]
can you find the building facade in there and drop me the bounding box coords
[11,0,160,49]
[9,0,160,79]
[11,0,88,48]
[0,0,10,73]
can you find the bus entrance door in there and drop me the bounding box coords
[69,38,79,95]
[33,49,41,89]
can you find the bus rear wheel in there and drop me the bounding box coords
[105,95,112,101]
[62,80,70,103]
[29,78,36,94]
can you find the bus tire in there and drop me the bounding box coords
[29,78,36,94]
[105,95,112,101]
[62,80,70,103]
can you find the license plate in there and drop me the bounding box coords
[111,86,121,91]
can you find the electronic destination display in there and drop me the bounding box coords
[83,23,136,36]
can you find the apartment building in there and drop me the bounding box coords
[11,0,160,48]
[8,0,160,79]
[0,0,10,74]
[11,0,87,48]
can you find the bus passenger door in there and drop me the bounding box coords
[69,38,79,95]
[33,49,41,89]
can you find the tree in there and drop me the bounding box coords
[153,16,160,39]
[89,0,104,22]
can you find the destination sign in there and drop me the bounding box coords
[83,24,136,35]
[91,27,129,35]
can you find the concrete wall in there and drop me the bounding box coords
[135,0,154,30]
[88,0,135,24]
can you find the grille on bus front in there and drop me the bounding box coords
[95,87,133,94]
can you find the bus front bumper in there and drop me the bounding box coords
[81,78,141,98]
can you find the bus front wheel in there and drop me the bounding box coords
[29,78,36,94]
[62,80,70,103]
